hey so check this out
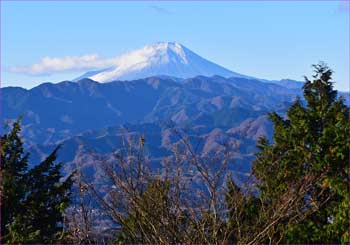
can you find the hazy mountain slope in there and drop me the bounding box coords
[27,117,273,173]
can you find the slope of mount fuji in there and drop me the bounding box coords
[83,42,250,82]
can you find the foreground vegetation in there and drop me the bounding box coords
[0,63,349,244]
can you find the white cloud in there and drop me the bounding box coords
[7,42,180,77]
[8,54,117,76]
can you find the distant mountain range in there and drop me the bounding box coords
[3,75,302,179]
[2,42,349,194]
[2,76,301,147]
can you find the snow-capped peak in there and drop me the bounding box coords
[142,41,189,64]
[79,42,249,82]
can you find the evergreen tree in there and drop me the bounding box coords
[0,119,73,244]
[252,63,350,243]
[0,119,28,241]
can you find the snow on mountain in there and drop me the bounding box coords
[79,42,250,82]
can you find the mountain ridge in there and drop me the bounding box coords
[1,75,300,145]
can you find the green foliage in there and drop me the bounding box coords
[0,119,73,244]
[252,63,350,243]
[1,118,29,242]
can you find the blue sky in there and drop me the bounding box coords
[1,1,349,91]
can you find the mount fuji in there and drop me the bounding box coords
[75,42,252,82]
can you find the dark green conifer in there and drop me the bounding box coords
[253,63,350,243]
[0,119,73,243]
